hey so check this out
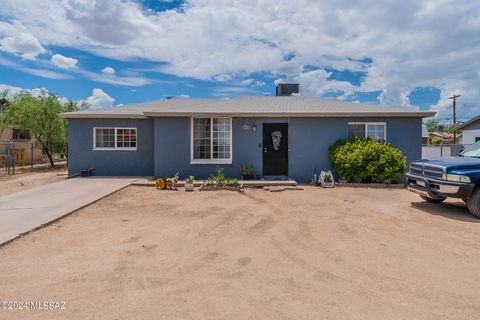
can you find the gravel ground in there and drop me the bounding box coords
[0,186,479,319]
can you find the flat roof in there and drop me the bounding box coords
[59,96,436,119]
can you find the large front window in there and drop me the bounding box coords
[348,122,386,142]
[94,127,137,150]
[192,117,232,164]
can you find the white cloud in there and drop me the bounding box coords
[241,78,254,85]
[51,53,78,68]
[1,0,480,117]
[0,83,49,97]
[0,56,71,80]
[101,66,115,74]
[0,84,117,111]
[84,88,115,109]
[0,20,46,59]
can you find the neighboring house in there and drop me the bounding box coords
[457,115,480,145]
[427,131,455,144]
[422,124,429,144]
[0,98,44,167]
[60,84,435,181]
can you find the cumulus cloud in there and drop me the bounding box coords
[0,21,46,59]
[51,53,78,68]
[0,83,49,97]
[84,88,115,109]
[0,84,117,111]
[101,66,115,74]
[241,78,254,86]
[0,0,480,118]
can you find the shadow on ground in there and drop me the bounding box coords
[411,201,479,223]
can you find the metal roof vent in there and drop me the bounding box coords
[276,83,300,96]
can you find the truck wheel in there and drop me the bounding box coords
[420,195,446,203]
[467,189,480,218]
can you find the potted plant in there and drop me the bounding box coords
[239,162,257,180]
[185,175,194,191]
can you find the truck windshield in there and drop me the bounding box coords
[461,141,480,158]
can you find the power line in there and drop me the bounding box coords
[448,94,461,143]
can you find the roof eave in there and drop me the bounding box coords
[456,115,480,131]
[143,111,436,118]
[58,113,147,119]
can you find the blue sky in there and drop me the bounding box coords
[0,0,478,120]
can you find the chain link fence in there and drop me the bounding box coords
[0,141,45,175]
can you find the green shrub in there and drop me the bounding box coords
[206,166,239,187]
[328,137,407,184]
[431,136,445,145]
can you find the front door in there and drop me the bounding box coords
[263,123,288,176]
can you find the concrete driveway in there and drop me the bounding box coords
[0,177,141,245]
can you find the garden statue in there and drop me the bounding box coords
[166,172,179,190]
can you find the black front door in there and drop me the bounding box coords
[263,123,288,176]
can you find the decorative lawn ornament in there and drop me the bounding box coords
[155,178,166,190]
[185,175,194,192]
[156,172,179,190]
[320,170,335,188]
[166,172,179,190]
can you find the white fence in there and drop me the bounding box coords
[422,144,470,159]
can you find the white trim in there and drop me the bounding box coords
[348,122,387,142]
[93,127,138,151]
[190,117,233,164]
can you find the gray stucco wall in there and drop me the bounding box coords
[154,117,422,182]
[67,119,154,176]
[67,116,421,181]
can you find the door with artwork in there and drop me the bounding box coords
[262,123,288,176]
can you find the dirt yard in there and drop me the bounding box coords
[0,169,67,197]
[0,186,479,319]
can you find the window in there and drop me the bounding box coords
[191,117,232,164]
[94,128,137,150]
[475,137,480,143]
[366,124,386,142]
[12,128,31,140]
[348,124,365,138]
[116,128,137,148]
[348,122,386,142]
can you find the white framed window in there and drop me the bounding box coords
[348,122,386,142]
[191,117,232,164]
[93,127,137,150]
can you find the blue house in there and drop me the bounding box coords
[60,84,435,182]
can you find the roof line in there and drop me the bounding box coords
[59,111,435,119]
[456,115,480,130]
[58,113,147,119]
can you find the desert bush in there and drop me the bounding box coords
[431,136,446,145]
[328,137,407,184]
[206,166,239,187]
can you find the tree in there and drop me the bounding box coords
[423,117,438,132]
[443,123,455,134]
[0,91,87,167]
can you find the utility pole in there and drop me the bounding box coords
[448,94,461,144]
